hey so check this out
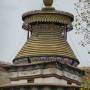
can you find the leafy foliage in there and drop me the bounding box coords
[74,0,90,53]
[81,67,90,89]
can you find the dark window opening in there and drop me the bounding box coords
[28,79,34,83]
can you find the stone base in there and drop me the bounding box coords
[0,84,80,90]
[8,61,82,86]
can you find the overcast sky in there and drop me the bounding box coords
[0,0,90,67]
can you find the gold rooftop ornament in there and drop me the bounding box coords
[43,0,53,7]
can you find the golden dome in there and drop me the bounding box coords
[43,0,53,7]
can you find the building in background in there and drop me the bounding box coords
[0,61,10,85]
[0,0,84,90]
[80,67,90,89]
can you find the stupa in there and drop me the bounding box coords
[0,0,84,90]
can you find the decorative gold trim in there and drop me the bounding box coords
[24,14,72,25]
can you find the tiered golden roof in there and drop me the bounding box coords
[15,0,79,64]
[16,24,77,61]
[16,33,76,59]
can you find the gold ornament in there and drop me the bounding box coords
[43,0,53,7]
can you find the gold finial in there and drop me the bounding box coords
[43,0,53,7]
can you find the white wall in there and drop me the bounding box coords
[11,79,27,84]
[34,77,67,85]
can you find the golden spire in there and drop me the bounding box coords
[43,0,53,7]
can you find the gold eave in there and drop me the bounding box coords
[22,10,74,25]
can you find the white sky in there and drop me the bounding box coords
[0,0,90,67]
